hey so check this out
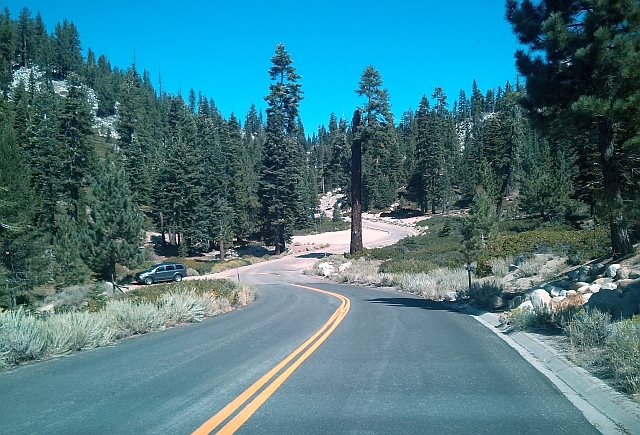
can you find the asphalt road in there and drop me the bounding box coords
[1,278,600,434]
[0,221,603,434]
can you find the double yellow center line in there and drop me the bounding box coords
[192,284,350,435]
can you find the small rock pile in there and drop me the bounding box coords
[317,261,351,277]
[507,263,640,319]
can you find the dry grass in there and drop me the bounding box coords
[488,256,514,278]
[0,279,256,369]
[396,268,468,300]
[308,257,468,300]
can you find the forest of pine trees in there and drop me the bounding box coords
[1,4,639,308]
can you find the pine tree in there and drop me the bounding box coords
[117,67,148,200]
[224,113,260,240]
[429,87,457,213]
[409,95,432,211]
[0,9,15,93]
[507,0,640,258]
[32,12,52,72]
[328,114,350,193]
[25,80,63,231]
[52,205,92,286]
[519,136,576,221]
[259,43,306,254]
[16,8,34,68]
[57,77,97,219]
[52,19,83,79]
[155,95,201,253]
[464,186,497,253]
[0,101,42,307]
[355,65,399,210]
[86,160,144,281]
[95,54,116,117]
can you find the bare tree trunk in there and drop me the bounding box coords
[160,212,166,245]
[274,224,283,255]
[598,118,633,259]
[219,239,225,261]
[350,110,363,254]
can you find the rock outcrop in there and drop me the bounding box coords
[507,261,640,319]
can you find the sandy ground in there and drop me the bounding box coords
[184,218,420,283]
[290,218,420,255]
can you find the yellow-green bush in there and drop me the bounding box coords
[603,317,640,395]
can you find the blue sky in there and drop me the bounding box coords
[1,0,521,134]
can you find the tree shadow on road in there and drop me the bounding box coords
[295,252,332,259]
[367,297,460,312]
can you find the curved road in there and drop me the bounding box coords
[0,221,601,434]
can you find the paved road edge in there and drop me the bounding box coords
[464,306,640,435]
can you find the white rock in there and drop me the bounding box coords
[577,285,591,294]
[600,282,618,291]
[551,296,566,304]
[606,264,621,278]
[530,289,551,310]
[517,300,534,311]
[587,284,601,293]
[37,303,55,315]
[581,293,593,303]
[444,291,457,301]
[338,262,352,272]
[571,282,590,290]
[545,285,562,297]
[318,262,335,277]
[615,267,630,280]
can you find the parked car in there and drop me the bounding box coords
[135,262,187,285]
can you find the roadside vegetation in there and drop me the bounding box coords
[307,213,640,399]
[0,279,255,369]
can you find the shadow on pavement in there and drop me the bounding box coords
[295,252,332,259]
[367,297,460,312]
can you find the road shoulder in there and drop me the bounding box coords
[461,304,640,435]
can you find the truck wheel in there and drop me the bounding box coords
[174,274,182,282]
[144,276,153,285]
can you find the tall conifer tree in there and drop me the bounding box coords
[507,0,640,258]
[259,43,306,254]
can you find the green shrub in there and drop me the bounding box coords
[104,300,164,337]
[463,277,504,308]
[0,308,47,364]
[45,311,115,354]
[396,268,467,300]
[509,305,536,331]
[564,308,612,349]
[0,279,255,369]
[488,256,514,278]
[516,255,549,278]
[120,279,241,304]
[603,317,640,395]
[486,225,609,261]
[507,303,555,331]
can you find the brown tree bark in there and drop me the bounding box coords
[159,212,165,245]
[598,118,633,259]
[350,110,363,255]
[219,239,225,261]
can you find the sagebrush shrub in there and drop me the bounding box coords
[45,311,115,354]
[0,308,46,364]
[104,300,165,337]
[463,277,504,308]
[603,318,640,394]
[565,308,611,349]
[488,256,514,278]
